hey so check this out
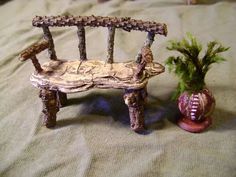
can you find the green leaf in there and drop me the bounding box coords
[211,55,226,63]
[187,32,202,58]
[165,56,176,72]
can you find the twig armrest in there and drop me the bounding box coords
[135,46,154,80]
[19,40,49,72]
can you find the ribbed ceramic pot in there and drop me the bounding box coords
[177,88,215,133]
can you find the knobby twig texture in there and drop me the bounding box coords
[33,15,167,36]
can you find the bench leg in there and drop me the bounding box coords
[57,91,67,107]
[123,87,147,132]
[39,89,59,128]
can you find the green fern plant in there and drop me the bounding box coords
[165,33,229,99]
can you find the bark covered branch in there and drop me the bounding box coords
[33,15,167,36]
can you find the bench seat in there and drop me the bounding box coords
[31,59,165,93]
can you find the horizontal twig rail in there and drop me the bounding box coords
[19,40,49,61]
[32,15,167,36]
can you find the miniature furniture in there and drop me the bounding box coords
[19,15,167,132]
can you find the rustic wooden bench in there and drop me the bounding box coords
[19,15,167,132]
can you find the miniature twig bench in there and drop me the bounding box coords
[19,15,167,132]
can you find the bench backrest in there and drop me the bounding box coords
[32,15,167,63]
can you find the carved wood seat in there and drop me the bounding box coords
[31,59,164,93]
[19,15,167,132]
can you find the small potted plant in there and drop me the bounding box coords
[165,33,229,133]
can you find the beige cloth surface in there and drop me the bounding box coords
[0,0,236,177]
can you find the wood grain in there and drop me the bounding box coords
[30,59,164,93]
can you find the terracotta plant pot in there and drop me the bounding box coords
[177,88,215,133]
